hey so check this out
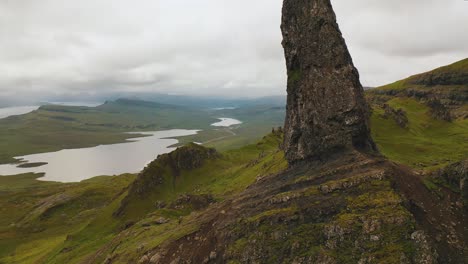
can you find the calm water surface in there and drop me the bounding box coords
[0,106,40,119]
[0,129,198,182]
[211,118,242,127]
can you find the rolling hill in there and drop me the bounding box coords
[367,59,468,170]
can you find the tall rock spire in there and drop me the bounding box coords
[281,0,376,163]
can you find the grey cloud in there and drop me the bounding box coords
[333,0,468,85]
[0,0,467,102]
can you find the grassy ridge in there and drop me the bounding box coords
[377,58,468,91]
[368,58,467,170]
[371,98,467,170]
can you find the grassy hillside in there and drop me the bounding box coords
[368,58,468,120]
[0,173,136,264]
[370,98,467,170]
[376,58,468,91]
[367,58,468,170]
[0,133,287,263]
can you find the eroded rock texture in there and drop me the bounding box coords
[281,0,376,163]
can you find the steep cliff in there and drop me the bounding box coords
[281,0,376,163]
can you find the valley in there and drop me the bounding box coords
[0,98,285,166]
[0,0,467,262]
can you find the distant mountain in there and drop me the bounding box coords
[121,93,286,108]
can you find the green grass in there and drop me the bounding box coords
[377,79,408,91]
[375,58,468,91]
[367,58,467,170]
[371,98,468,170]
[0,133,287,264]
[0,173,135,264]
[119,133,287,220]
[51,134,286,263]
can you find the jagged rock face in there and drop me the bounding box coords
[131,143,219,196]
[114,143,219,217]
[433,159,468,208]
[427,99,453,121]
[382,104,409,128]
[281,0,376,163]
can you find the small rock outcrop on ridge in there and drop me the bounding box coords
[281,0,376,163]
[115,143,219,217]
[382,103,409,128]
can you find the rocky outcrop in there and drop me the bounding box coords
[432,159,468,207]
[382,104,409,128]
[367,58,468,120]
[409,69,468,87]
[115,143,219,217]
[281,0,376,163]
[427,99,452,121]
[129,143,219,197]
[135,152,441,264]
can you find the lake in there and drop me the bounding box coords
[0,129,198,182]
[211,118,242,127]
[0,106,40,119]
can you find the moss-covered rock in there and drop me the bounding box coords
[115,143,219,218]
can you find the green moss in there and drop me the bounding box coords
[289,70,301,83]
[247,207,297,222]
[317,175,417,264]
[348,191,401,210]
[230,222,325,262]
[228,238,249,255]
[378,79,408,91]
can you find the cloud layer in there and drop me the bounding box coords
[0,0,467,101]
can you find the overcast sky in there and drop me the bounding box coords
[0,0,467,102]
